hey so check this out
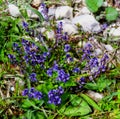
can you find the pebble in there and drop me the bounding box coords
[55,6,73,19]
[87,90,104,102]
[72,15,101,33]
[104,44,114,52]
[8,4,21,17]
[31,0,44,7]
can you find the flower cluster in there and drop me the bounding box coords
[64,44,71,52]
[22,87,43,100]
[81,42,109,78]
[48,86,64,105]
[29,73,37,82]
[72,67,80,73]
[22,21,29,31]
[65,53,73,62]
[56,22,68,40]
[82,43,93,60]
[38,3,48,21]
[47,63,70,82]
[8,54,17,65]
[22,39,49,66]
[56,69,70,82]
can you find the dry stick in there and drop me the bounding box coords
[6,83,10,98]
[0,88,4,99]
[107,48,119,64]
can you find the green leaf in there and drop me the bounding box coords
[105,7,118,22]
[64,80,77,87]
[80,94,101,111]
[22,99,35,109]
[26,5,44,23]
[63,104,91,116]
[47,103,56,110]
[70,94,82,106]
[85,0,103,13]
[85,75,113,92]
[58,95,92,116]
[22,99,39,110]
[35,112,45,119]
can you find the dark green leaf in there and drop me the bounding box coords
[80,94,101,111]
[85,76,113,92]
[58,95,92,116]
[70,94,82,106]
[26,5,44,22]
[85,0,103,13]
[106,7,118,22]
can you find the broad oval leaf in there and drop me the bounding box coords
[80,94,101,111]
[58,95,92,116]
[105,7,118,22]
[85,0,103,13]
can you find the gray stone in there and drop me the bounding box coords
[72,15,101,33]
[55,6,73,19]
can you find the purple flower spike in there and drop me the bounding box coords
[29,73,37,82]
[64,44,71,52]
[48,87,64,105]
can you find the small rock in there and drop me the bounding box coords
[87,90,104,102]
[57,19,78,35]
[55,6,73,19]
[72,15,101,33]
[48,7,56,18]
[31,0,44,7]
[104,44,114,52]
[109,27,120,37]
[63,23,78,35]
[8,4,21,17]
[46,30,55,39]
[94,48,102,56]
[10,86,15,91]
[78,7,91,15]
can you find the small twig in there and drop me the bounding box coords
[0,88,4,99]
[6,83,10,98]
[107,48,118,64]
[41,106,48,118]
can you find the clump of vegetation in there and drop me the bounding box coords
[0,0,120,119]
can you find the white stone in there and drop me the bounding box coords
[63,23,78,35]
[95,48,102,56]
[55,6,73,19]
[72,15,101,33]
[10,86,15,91]
[8,4,21,17]
[109,27,120,37]
[104,44,114,52]
[79,7,91,15]
[56,19,78,35]
[48,7,56,17]
[87,90,104,102]
[46,30,55,39]
[31,0,44,7]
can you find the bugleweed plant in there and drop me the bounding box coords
[4,19,110,118]
[0,1,120,119]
